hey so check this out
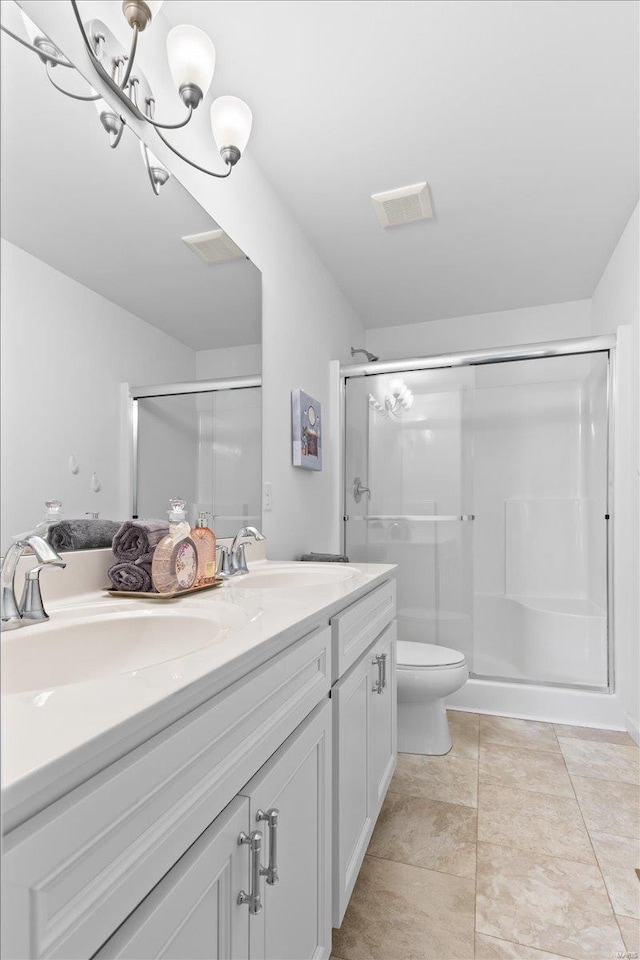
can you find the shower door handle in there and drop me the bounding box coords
[353,477,371,502]
[350,514,475,522]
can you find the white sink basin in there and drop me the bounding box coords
[236,563,358,590]
[1,602,248,695]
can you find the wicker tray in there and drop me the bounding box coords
[106,579,225,600]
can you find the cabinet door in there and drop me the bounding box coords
[369,622,397,812]
[239,701,332,960]
[331,647,374,927]
[94,797,250,960]
[332,623,397,928]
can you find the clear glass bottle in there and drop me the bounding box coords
[151,498,198,594]
[23,499,63,540]
[191,511,217,585]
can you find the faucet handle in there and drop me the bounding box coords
[20,560,66,623]
[216,544,233,579]
[233,543,250,575]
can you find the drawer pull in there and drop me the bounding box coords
[256,808,279,885]
[238,830,263,914]
[380,652,387,690]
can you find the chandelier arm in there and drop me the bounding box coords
[0,23,74,67]
[154,128,233,179]
[45,60,101,100]
[70,1,138,91]
[118,24,139,90]
[70,0,100,62]
[141,145,161,196]
[109,123,126,150]
[140,101,195,130]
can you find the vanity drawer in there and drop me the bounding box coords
[330,579,396,680]
[2,627,331,960]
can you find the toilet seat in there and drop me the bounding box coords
[397,640,465,669]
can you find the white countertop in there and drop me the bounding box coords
[1,559,395,832]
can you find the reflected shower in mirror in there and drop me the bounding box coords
[135,384,262,539]
[0,5,261,553]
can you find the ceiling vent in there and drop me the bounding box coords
[371,182,433,228]
[181,229,246,264]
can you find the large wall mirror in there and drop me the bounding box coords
[0,5,262,552]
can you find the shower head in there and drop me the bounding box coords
[350,346,379,363]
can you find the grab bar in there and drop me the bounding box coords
[347,514,475,522]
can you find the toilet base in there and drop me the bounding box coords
[398,697,452,755]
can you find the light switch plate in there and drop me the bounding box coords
[263,481,273,511]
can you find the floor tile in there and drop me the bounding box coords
[572,776,640,838]
[617,915,640,954]
[558,738,639,785]
[479,715,561,754]
[554,724,637,747]
[391,751,478,808]
[447,710,479,760]
[477,782,596,864]
[590,832,640,919]
[476,841,625,959]
[368,790,477,878]
[474,933,571,959]
[332,854,475,960]
[479,743,574,798]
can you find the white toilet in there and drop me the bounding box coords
[396,641,469,755]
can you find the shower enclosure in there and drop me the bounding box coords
[343,338,613,698]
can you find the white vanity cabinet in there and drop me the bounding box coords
[330,587,397,927]
[95,702,331,960]
[1,571,396,960]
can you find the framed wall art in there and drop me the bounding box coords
[291,389,322,471]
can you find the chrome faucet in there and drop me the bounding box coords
[1,535,66,630]
[229,526,266,576]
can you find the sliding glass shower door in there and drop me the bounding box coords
[344,368,475,664]
[343,349,610,690]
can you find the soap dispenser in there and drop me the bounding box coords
[191,512,217,586]
[151,498,198,594]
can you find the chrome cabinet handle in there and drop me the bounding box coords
[379,652,387,690]
[372,654,384,694]
[256,808,279,885]
[238,830,263,914]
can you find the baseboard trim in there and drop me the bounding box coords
[626,713,640,746]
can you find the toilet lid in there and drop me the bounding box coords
[397,641,466,667]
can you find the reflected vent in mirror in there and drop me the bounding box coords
[371,182,433,228]
[181,229,246,264]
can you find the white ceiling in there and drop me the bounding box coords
[0,2,261,351]
[164,0,639,329]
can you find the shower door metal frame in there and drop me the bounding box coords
[129,374,262,520]
[340,335,616,694]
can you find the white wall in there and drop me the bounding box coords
[590,204,640,742]
[196,344,262,380]
[365,299,592,359]
[0,239,195,549]
[18,1,366,562]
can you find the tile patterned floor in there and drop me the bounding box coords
[332,712,640,960]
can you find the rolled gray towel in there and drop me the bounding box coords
[112,520,169,561]
[48,519,122,552]
[108,560,153,593]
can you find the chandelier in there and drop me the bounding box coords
[1,1,252,195]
